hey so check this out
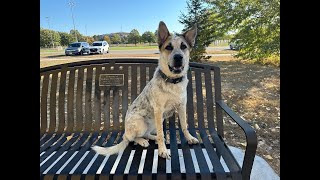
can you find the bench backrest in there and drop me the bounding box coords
[40,59,223,134]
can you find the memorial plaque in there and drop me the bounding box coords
[99,74,124,86]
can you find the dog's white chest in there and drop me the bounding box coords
[160,84,187,117]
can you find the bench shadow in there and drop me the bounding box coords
[46,54,66,58]
[46,54,93,58]
[203,59,280,122]
[207,60,279,94]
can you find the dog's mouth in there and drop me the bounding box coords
[168,65,184,74]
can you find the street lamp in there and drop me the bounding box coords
[45,17,54,48]
[68,0,78,42]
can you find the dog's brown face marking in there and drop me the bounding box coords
[157,21,197,77]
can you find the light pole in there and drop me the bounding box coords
[68,0,78,42]
[85,24,88,42]
[85,25,87,36]
[45,17,54,48]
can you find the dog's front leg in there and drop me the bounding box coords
[178,101,199,144]
[154,109,170,159]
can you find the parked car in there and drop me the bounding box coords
[89,41,109,54]
[65,42,90,55]
[229,39,242,50]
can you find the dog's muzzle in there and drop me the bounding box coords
[169,54,184,74]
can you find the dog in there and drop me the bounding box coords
[92,21,199,159]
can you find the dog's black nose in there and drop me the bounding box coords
[174,54,183,61]
[173,54,183,67]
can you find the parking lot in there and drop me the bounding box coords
[40,46,231,61]
[40,46,235,68]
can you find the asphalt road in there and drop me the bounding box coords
[109,46,230,55]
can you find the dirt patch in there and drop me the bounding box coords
[206,49,235,54]
[203,58,280,176]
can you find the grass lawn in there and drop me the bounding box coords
[208,42,229,47]
[40,48,64,53]
[110,45,158,50]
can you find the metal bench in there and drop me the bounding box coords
[40,58,257,180]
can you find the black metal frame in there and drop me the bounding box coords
[40,58,257,180]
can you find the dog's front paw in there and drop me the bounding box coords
[187,136,199,144]
[158,147,171,159]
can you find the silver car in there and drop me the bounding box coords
[65,42,90,55]
[229,39,242,50]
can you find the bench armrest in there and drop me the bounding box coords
[216,100,257,180]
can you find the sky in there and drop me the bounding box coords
[40,0,189,36]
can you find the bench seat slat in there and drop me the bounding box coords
[75,132,122,174]
[41,133,78,173]
[44,133,82,174]
[55,133,99,175]
[40,133,69,162]
[40,133,89,174]
[113,142,135,179]
[40,134,63,153]
[198,129,227,179]
[178,128,196,180]
[169,115,181,179]
[40,133,53,145]
[82,132,117,176]
[40,129,241,179]
[99,132,124,176]
[209,129,242,179]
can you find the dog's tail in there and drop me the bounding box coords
[92,138,129,156]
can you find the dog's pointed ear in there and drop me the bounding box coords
[158,21,170,48]
[183,24,197,48]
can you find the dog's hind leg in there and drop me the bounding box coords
[150,129,157,135]
[125,117,146,140]
[134,137,150,147]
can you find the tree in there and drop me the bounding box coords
[51,31,61,47]
[86,36,95,44]
[40,29,51,48]
[128,29,140,45]
[58,32,73,46]
[70,29,84,42]
[179,0,225,62]
[93,35,101,41]
[154,30,158,43]
[103,35,111,44]
[208,0,280,61]
[111,34,121,44]
[121,35,128,44]
[141,31,156,45]
[40,28,61,48]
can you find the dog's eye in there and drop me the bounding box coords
[165,44,173,51]
[181,43,187,50]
